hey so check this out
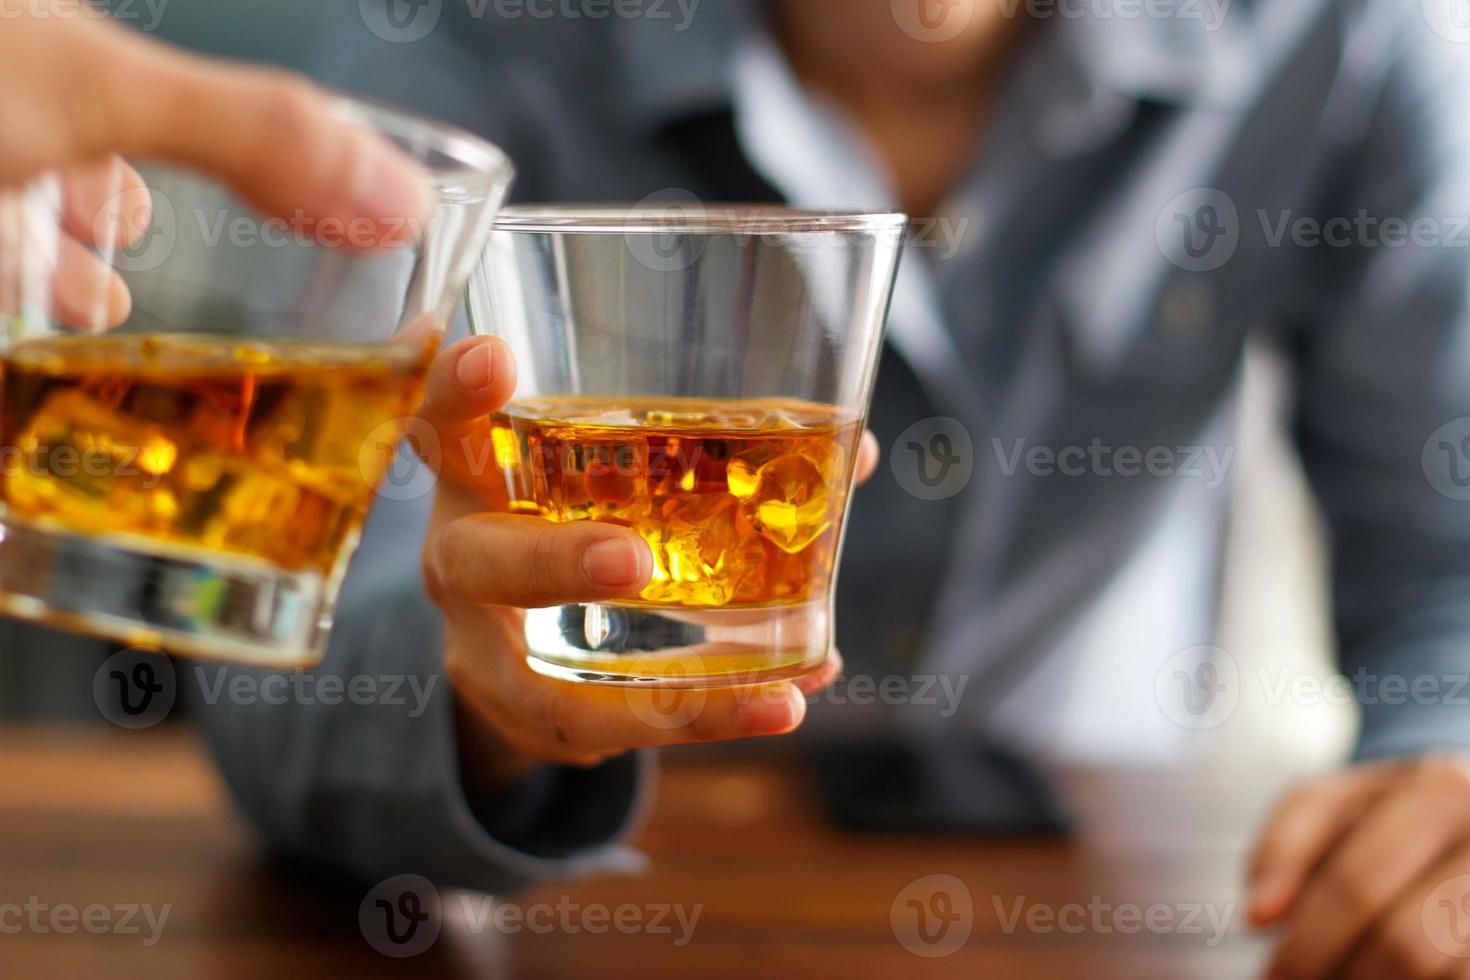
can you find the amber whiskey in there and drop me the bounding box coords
[488,396,863,608]
[0,333,430,573]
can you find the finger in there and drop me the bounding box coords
[25,19,434,247]
[428,512,653,609]
[1248,764,1398,925]
[795,650,843,696]
[551,682,808,761]
[1343,841,1470,980]
[1268,761,1470,979]
[416,336,518,440]
[61,156,150,249]
[855,429,880,486]
[456,653,810,766]
[51,234,130,329]
[139,60,433,247]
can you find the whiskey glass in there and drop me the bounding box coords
[0,99,513,666]
[467,205,904,687]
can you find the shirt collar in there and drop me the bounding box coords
[610,1,1259,138]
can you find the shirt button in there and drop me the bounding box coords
[1158,278,1214,340]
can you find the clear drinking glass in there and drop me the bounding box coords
[0,99,513,667]
[467,205,905,687]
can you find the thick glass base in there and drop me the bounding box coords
[0,515,331,667]
[525,599,830,687]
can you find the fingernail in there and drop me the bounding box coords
[582,539,645,589]
[738,686,806,734]
[105,271,134,329]
[456,343,495,392]
[1248,875,1290,924]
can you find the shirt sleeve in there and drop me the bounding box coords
[1288,8,1470,762]
[190,466,654,893]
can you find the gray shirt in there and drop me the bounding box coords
[5,0,1470,890]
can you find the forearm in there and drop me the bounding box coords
[1328,519,1470,763]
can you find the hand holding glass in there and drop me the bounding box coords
[468,206,904,687]
[0,99,512,666]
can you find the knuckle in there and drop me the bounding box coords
[529,524,571,598]
[1417,755,1470,795]
[245,72,336,169]
[680,699,731,743]
[501,726,550,762]
[260,74,325,133]
[442,650,472,691]
[541,694,590,752]
[1373,926,1444,978]
[1261,787,1315,843]
[1325,864,1382,920]
[426,522,470,603]
[422,537,450,606]
[1279,781,1323,816]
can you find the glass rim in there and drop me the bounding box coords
[492,204,910,235]
[330,95,514,198]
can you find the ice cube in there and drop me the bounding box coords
[737,453,833,554]
[636,493,763,605]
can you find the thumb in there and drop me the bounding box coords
[416,336,519,445]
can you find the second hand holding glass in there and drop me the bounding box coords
[468,206,905,688]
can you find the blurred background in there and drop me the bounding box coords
[0,1,1388,977]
